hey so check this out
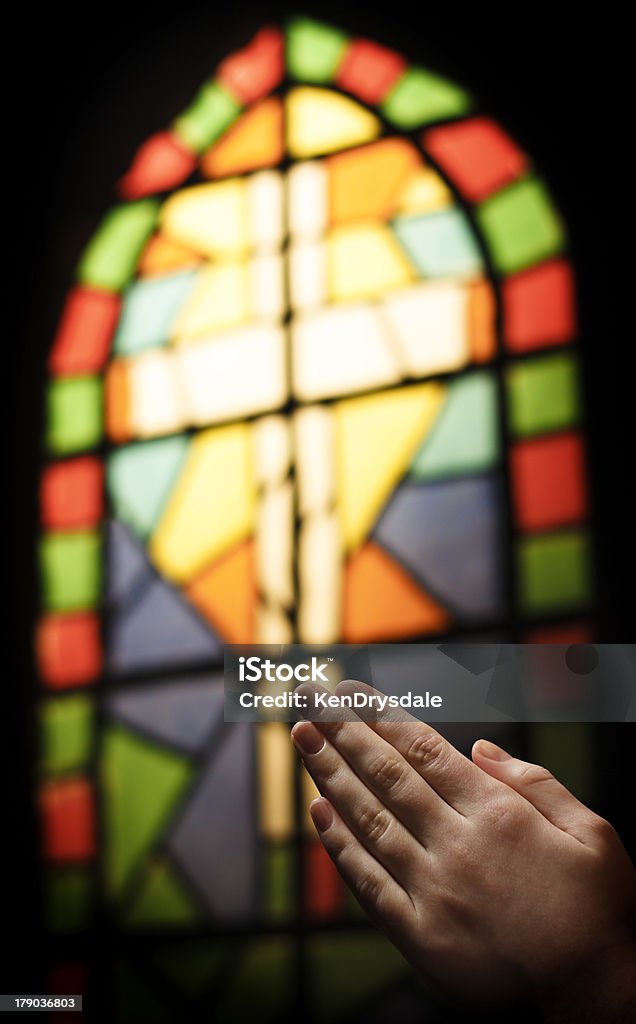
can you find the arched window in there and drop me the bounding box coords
[36,16,592,1015]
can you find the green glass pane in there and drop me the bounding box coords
[309,933,408,1022]
[173,82,241,154]
[506,353,579,437]
[393,208,483,278]
[382,68,471,128]
[529,723,595,804]
[41,695,92,774]
[103,725,192,896]
[409,371,499,480]
[477,177,564,275]
[40,531,101,611]
[286,17,348,83]
[517,530,592,614]
[46,376,102,455]
[114,270,199,355]
[107,436,190,540]
[45,869,92,932]
[215,938,293,1023]
[263,844,293,922]
[78,200,159,292]
[126,858,199,926]
[153,941,226,997]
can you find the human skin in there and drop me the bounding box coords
[290,680,636,1021]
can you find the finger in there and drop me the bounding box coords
[309,796,415,928]
[337,679,491,814]
[291,720,423,885]
[472,739,593,841]
[295,684,459,841]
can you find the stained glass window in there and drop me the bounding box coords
[36,17,594,1018]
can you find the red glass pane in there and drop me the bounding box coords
[37,613,102,689]
[424,117,527,202]
[49,288,121,376]
[525,622,595,643]
[41,778,95,862]
[503,259,576,352]
[41,458,103,530]
[119,131,196,200]
[304,840,343,920]
[511,432,587,530]
[336,39,406,104]
[218,27,284,103]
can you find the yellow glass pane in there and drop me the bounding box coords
[293,305,399,401]
[253,416,290,487]
[298,513,341,644]
[257,723,294,841]
[201,98,284,178]
[150,423,254,582]
[178,326,286,426]
[256,482,294,611]
[286,87,380,158]
[335,383,445,550]
[295,407,334,516]
[256,603,293,644]
[138,234,203,277]
[161,180,248,259]
[288,161,327,239]
[289,241,326,311]
[328,138,421,224]
[395,166,453,215]
[251,254,285,320]
[248,171,284,251]
[128,350,186,439]
[382,281,471,376]
[174,264,250,340]
[328,224,414,301]
[301,765,320,837]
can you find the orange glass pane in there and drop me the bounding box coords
[105,361,132,444]
[138,233,203,276]
[41,778,95,862]
[41,458,103,530]
[511,433,587,531]
[119,131,196,200]
[525,622,594,643]
[218,26,284,103]
[329,138,421,224]
[468,280,497,363]
[336,38,406,105]
[37,612,102,689]
[304,840,343,920]
[201,98,283,178]
[503,260,576,352]
[186,540,255,643]
[343,541,449,642]
[49,288,121,377]
[424,117,527,202]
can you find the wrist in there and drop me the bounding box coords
[540,938,636,1024]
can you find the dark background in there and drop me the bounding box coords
[7,0,633,1009]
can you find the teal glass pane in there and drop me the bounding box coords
[40,531,101,611]
[393,208,483,278]
[46,377,102,455]
[381,68,471,128]
[409,371,499,480]
[477,177,565,275]
[78,200,159,292]
[517,530,592,613]
[286,17,349,82]
[507,352,579,437]
[173,82,241,154]
[41,695,92,774]
[45,869,92,932]
[114,270,199,355]
[107,436,190,540]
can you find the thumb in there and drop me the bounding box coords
[472,739,591,840]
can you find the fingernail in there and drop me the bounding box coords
[476,739,511,761]
[310,798,333,833]
[291,721,325,756]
